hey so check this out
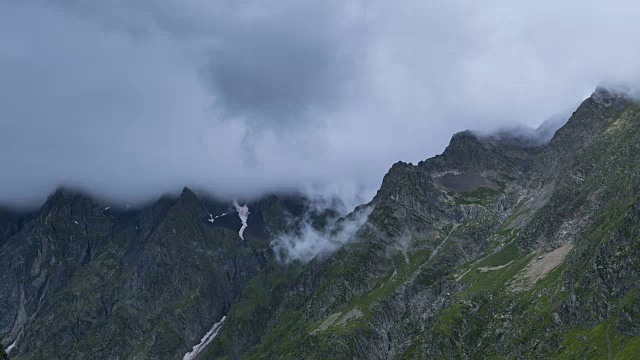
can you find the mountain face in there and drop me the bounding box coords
[2,87,640,359]
[0,188,315,359]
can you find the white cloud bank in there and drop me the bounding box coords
[2,0,640,207]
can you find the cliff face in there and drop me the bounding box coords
[2,88,640,359]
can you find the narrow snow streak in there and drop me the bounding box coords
[208,212,228,224]
[233,201,249,240]
[6,340,16,354]
[183,316,226,360]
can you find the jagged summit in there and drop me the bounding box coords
[591,85,634,109]
[45,186,87,203]
[176,186,203,210]
[428,86,636,158]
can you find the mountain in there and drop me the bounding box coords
[0,187,320,359]
[2,87,640,359]
[202,87,640,359]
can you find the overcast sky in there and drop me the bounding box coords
[1,0,640,207]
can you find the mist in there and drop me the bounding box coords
[2,0,640,208]
[272,203,374,263]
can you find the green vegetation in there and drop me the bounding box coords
[555,322,640,359]
[454,186,501,205]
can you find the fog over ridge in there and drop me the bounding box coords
[2,0,640,208]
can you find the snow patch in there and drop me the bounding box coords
[233,201,249,240]
[103,207,110,211]
[6,340,16,354]
[208,212,228,224]
[73,220,79,224]
[183,316,226,360]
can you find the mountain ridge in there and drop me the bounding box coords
[2,88,640,359]
[203,88,640,359]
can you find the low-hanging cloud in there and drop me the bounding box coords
[271,203,374,263]
[2,0,640,208]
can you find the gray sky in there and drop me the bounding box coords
[2,0,640,207]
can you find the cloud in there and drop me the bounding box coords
[2,0,640,207]
[203,1,366,127]
[271,203,374,263]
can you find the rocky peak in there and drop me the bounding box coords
[179,186,198,201]
[176,186,203,210]
[419,129,535,176]
[443,130,485,155]
[39,187,101,219]
[432,130,499,169]
[541,86,636,167]
[591,85,633,110]
[375,161,420,199]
